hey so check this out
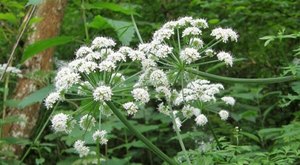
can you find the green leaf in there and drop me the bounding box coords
[105,18,135,45]
[87,15,111,30]
[0,13,17,24]
[84,2,137,15]
[0,116,22,126]
[21,36,74,63]
[18,85,54,108]
[27,0,44,6]
[0,137,31,145]
[240,131,260,143]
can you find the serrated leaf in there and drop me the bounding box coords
[21,36,74,63]
[105,19,134,45]
[87,15,111,30]
[18,85,54,108]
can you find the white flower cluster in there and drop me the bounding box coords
[0,64,22,77]
[45,92,60,109]
[123,102,139,116]
[131,88,150,103]
[180,47,201,64]
[93,85,113,102]
[51,113,73,133]
[74,140,90,157]
[175,79,224,105]
[211,27,238,43]
[216,51,233,66]
[92,130,108,145]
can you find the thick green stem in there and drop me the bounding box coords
[131,14,143,44]
[187,68,298,84]
[105,101,178,165]
[170,111,192,165]
[20,103,58,163]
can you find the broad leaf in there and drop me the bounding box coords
[106,19,135,45]
[21,36,74,63]
[0,13,17,24]
[18,85,54,108]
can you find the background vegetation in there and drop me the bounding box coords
[0,0,300,164]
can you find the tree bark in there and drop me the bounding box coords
[3,0,67,155]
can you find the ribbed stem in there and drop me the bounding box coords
[105,101,177,165]
[187,69,298,84]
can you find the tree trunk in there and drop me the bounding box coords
[3,0,67,155]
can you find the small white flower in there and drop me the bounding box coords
[211,27,238,43]
[128,50,146,61]
[99,60,116,72]
[149,69,169,87]
[182,27,202,37]
[51,113,73,133]
[106,52,126,63]
[55,67,80,91]
[123,102,138,116]
[191,18,208,28]
[153,44,173,58]
[92,130,108,145]
[219,110,229,120]
[78,61,98,74]
[118,46,133,55]
[74,140,90,157]
[189,38,204,48]
[131,88,150,103]
[93,85,113,101]
[141,59,157,70]
[45,92,61,109]
[221,96,235,106]
[79,114,96,130]
[216,51,233,66]
[205,49,215,56]
[85,52,102,61]
[180,47,200,64]
[182,105,201,118]
[195,114,208,126]
[177,16,193,26]
[91,37,116,49]
[75,46,93,58]
[0,64,22,78]
[153,28,174,42]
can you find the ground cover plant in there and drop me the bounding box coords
[0,0,300,164]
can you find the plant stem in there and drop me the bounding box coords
[105,101,178,165]
[187,68,298,84]
[207,122,222,150]
[20,103,58,163]
[131,14,143,44]
[169,105,192,165]
[81,0,89,42]
[0,5,36,81]
[96,141,101,165]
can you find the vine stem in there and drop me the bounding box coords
[169,103,192,165]
[187,68,298,84]
[131,14,143,44]
[20,103,58,163]
[105,101,178,165]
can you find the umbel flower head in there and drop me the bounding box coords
[45,16,239,161]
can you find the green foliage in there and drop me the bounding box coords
[0,0,300,164]
[21,36,74,63]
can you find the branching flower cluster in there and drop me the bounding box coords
[45,16,238,162]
